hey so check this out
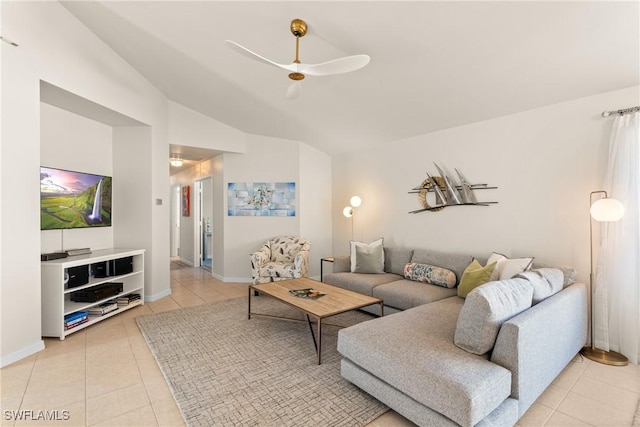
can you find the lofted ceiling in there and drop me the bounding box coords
[62,1,640,157]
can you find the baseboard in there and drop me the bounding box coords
[221,277,252,283]
[179,257,194,267]
[145,288,172,302]
[1,340,45,368]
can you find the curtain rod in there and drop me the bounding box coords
[601,106,640,117]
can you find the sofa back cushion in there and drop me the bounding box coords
[411,249,473,285]
[383,247,414,276]
[454,278,533,355]
[517,268,564,304]
[532,263,577,287]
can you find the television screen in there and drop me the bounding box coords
[40,166,112,230]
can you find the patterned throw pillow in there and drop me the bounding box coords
[403,263,456,288]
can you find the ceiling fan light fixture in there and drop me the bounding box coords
[226,18,369,100]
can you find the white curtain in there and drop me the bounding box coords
[594,111,640,364]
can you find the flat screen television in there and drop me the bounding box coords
[40,166,112,230]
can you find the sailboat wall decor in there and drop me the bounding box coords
[408,163,497,213]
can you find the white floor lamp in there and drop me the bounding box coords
[342,196,362,240]
[581,190,628,366]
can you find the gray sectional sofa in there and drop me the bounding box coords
[323,247,588,427]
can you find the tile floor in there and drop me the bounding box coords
[1,264,638,426]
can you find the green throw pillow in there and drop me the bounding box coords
[457,259,497,298]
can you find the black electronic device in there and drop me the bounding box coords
[65,265,89,289]
[41,252,68,261]
[92,261,110,278]
[70,282,123,302]
[92,256,133,278]
[113,256,134,275]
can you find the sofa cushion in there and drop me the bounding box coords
[487,252,534,281]
[350,238,384,272]
[338,298,513,426]
[410,249,473,285]
[354,244,385,274]
[532,263,577,287]
[403,263,456,288]
[384,247,414,276]
[322,272,401,296]
[517,268,564,304]
[372,280,457,310]
[457,259,496,298]
[454,278,533,355]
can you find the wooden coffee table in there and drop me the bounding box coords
[248,277,383,365]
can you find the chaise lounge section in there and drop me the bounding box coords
[325,246,588,426]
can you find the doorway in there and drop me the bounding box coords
[194,177,213,272]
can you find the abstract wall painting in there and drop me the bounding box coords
[182,185,191,217]
[228,182,296,216]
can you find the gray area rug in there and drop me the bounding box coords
[136,296,388,426]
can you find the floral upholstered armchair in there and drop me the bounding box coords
[250,236,311,284]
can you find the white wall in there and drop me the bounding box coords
[299,144,333,279]
[170,135,333,282]
[1,1,170,366]
[223,135,301,281]
[40,103,114,253]
[168,101,245,153]
[332,86,639,284]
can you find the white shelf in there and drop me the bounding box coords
[63,300,143,337]
[41,248,145,339]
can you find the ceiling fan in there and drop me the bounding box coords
[226,19,370,99]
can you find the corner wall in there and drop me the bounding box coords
[1,1,170,366]
[332,86,639,283]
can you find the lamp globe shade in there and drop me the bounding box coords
[590,198,624,222]
[350,196,362,208]
[343,206,353,218]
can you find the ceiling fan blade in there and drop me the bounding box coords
[298,55,370,76]
[286,81,302,100]
[225,40,297,73]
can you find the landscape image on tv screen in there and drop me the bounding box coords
[40,167,112,230]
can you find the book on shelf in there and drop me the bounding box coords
[288,288,326,299]
[65,317,89,330]
[64,311,88,323]
[116,293,141,306]
[87,301,119,316]
[65,316,87,327]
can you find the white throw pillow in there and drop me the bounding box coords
[350,238,384,273]
[487,252,533,281]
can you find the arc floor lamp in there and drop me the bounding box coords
[343,196,362,240]
[581,190,627,366]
